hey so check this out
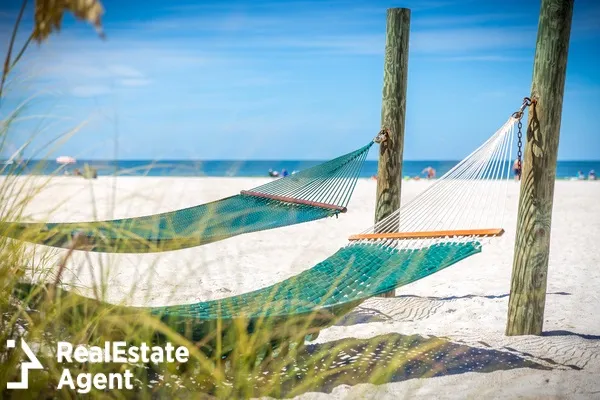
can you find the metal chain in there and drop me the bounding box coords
[517,119,523,175]
[511,97,533,179]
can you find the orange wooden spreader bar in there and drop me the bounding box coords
[348,228,505,241]
[240,190,347,213]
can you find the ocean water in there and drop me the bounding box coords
[1,159,599,180]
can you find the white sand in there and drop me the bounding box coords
[6,176,600,399]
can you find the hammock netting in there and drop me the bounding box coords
[1,142,373,253]
[151,115,519,325]
[152,241,481,321]
[12,112,522,336]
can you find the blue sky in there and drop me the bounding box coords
[0,0,599,161]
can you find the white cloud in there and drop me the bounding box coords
[412,13,528,28]
[10,1,593,102]
[431,55,530,62]
[119,78,152,87]
[107,65,146,79]
[21,47,156,94]
[205,34,384,55]
[70,85,112,97]
[85,11,538,60]
[410,27,536,54]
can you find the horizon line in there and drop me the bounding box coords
[6,158,600,163]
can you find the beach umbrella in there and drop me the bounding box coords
[56,156,76,164]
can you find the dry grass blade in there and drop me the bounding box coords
[33,0,105,42]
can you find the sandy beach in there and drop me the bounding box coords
[6,176,600,399]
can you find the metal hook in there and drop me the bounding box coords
[512,97,534,120]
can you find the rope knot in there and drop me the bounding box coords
[374,128,390,144]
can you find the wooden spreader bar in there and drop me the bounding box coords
[240,190,347,213]
[348,228,505,241]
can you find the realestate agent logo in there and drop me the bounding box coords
[6,339,43,389]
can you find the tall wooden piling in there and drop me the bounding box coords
[506,0,574,336]
[375,8,410,298]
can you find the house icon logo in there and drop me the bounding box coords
[6,339,43,389]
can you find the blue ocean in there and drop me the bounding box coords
[1,159,599,180]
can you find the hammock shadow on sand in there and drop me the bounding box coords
[252,332,556,398]
[542,330,600,341]
[335,292,573,326]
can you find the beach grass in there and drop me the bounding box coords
[2,2,599,399]
[0,4,317,397]
[0,90,457,398]
[0,157,440,399]
[0,101,433,398]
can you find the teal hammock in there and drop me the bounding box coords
[152,241,481,322]
[9,112,518,346]
[1,142,373,253]
[15,241,481,341]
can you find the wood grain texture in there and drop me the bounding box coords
[349,228,504,241]
[506,0,574,336]
[375,8,410,297]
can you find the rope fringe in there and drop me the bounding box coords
[352,117,519,250]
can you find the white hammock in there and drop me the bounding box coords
[349,114,521,253]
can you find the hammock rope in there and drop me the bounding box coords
[1,140,375,253]
[354,116,518,248]
[14,100,532,341]
[150,111,525,326]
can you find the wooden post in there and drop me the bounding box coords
[506,0,574,336]
[375,8,410,298]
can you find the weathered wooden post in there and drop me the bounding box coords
[375,8,410,298]
[506,0,574,336]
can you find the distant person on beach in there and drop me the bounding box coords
[281,169,289,177]
[421,166,436,179]
[268,169,279,177]
[513,159,522,181]
[577,171,585,180]
[589,170,596,180]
